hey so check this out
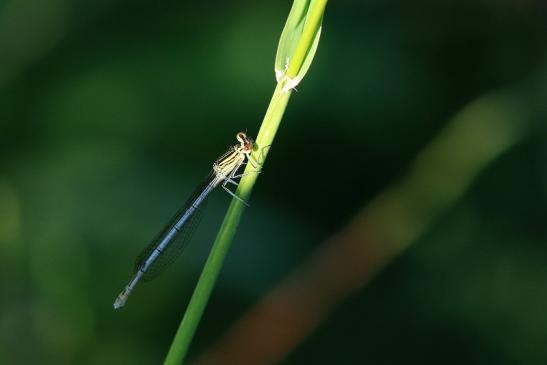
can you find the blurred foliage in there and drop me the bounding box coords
[0,0,546,364]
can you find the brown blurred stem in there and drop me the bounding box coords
[189,92,527,365]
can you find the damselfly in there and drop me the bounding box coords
[113,132,259,309]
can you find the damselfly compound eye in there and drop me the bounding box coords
[243,142,253,153]
[236,132,247,143]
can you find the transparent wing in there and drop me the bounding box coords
[134,175,212,282]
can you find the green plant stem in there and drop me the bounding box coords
[163,0,328,361]
[162,83,291,365]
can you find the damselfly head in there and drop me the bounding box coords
[236,132,253,153]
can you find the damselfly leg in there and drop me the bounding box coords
[221,158,261,206]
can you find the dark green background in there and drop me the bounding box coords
[1,1,546,364]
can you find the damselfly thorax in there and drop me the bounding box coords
[213,132,255,178]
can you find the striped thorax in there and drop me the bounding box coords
[213,132,254,178]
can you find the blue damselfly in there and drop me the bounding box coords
[113,132,259,309]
